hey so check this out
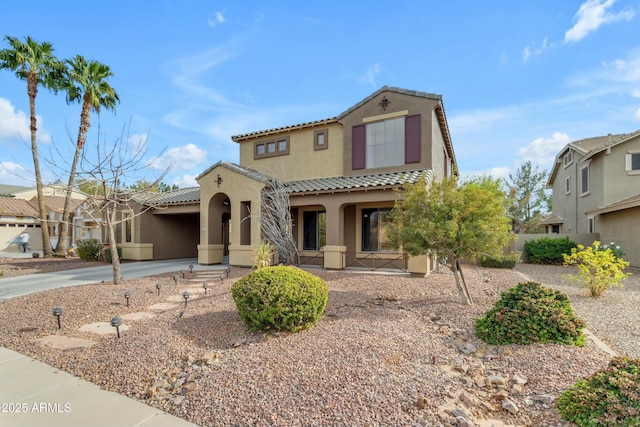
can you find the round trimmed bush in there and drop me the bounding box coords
[475,281,585,346]
[557,357,640,427]
[231,266,328,332]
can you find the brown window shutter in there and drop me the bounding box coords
[405,114,421,163]
[352,124,366,170]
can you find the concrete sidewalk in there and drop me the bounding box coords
[0,256,230,427]
[0,347,198,427]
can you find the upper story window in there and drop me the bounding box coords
[352,114,421,170]
[565,175,571,194]
[314,129,328,150]
[563,151,573,167]
[580,163,590,196]
[366,117,405,168]
[626,151,640,174]
[254,136,290,159]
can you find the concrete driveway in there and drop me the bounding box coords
[0,258,228,301]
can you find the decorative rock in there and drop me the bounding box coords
[511,373,528,385]
[449,408,470,418]
[456,416,476,427]
[533,394,554,404]
[415,397,429,409]
[511,383,525,395]
[429,312,442,321]
[488,375,505,385]
[502,398,519,415]
[173,396,185,406]
[459,343,476,355]
[460,391,477,408]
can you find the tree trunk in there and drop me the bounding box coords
[105,205,122,285]
[450,256,473,305]
[55,94,92,257]
[27,72,52,257]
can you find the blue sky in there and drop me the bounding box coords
[1,0,639,188]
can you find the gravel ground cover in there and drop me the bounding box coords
[0,260,637,427]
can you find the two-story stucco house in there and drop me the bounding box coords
[120,86,457,274]
[544,130,640,266]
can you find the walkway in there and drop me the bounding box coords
[0,256,231,427]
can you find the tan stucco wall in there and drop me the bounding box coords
[237,122,344,182]
[602,136,640,204]
[12,184,86,200]
[0,224,41,252]
[197,165,265,265]
[598,208,640,268]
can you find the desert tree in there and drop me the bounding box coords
[257,174,299,265]
[78,125,171,285]
[389,175,515,305]
[54,55,119,257]
[0,35,66,257]
[505,161,551,233]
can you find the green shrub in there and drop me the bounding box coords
[75,239,102,261]
[104,247,123,263]
[557,357,640,427]
[475,281,585,346]
[231,266,328,332]
[524,237,577,264]
[480,252,521,269]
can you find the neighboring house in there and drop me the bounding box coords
[545,130,640,267]
[0,183,94,252]
[124,86,457,275]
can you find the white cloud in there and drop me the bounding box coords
[127,133,149,154]
[173,173,198,188]
[358,63,381,87]
[150,143,208,171]
[518,132,571,167]
[565,0,635,43]
[208,11,225,28]
[500,51,508,66]
[633,89,640,98]
[633,108,640,121]
[0,98,29,141]
[0,161,31,185]
[522,38,554,63]
[459,166,511,182]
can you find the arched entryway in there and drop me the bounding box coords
[208,193,231,258]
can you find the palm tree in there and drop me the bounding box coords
[54,55,119,257]
[0,36,65,257]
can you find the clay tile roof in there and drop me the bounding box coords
[0,196,39,217]
[133,187,202,206]
[36,196,84,213]
[284,169,433,194]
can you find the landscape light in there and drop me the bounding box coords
[182,291,190,308]
[155,282,162,296]
[52,307,63,330]
[124,291,131,307]
[189,264,194,273]
[110,316,123,338]
[173,275,179,285]
[202,282,209,295]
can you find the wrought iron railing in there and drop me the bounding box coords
[344,252,408,272]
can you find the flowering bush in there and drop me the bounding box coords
[599,241,626,260]
[563,241,631,297]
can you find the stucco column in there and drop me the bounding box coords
[323,201,346,269]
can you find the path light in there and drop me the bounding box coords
[189,264,194,273]
[155,282,162,296]
[52,307,63,330]
[124,291,131,307]
[202,282,209,295]
[110,316,123,338]
[182,291,190,308]
[225,264,231,277]
[181,271,186,279]
[173,275,179,286]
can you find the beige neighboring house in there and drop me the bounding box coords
[123,86,457,275]
[545,129,640,267]
[0,183,96,252]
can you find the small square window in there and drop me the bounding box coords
[256,144,265,155]
[314,129,328,150]
[626,152,640,172]
[277,139,287,152]
[254,136,290,159]
[267,142,276,153]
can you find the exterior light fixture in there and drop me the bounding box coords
[110,316,123,338]
[225,264,231,277]
[202,282,209,295]
[124,291,131,307]
[189,264,194,273]
[173,275,179,285]
[182,291,190,308]
[52,307,63,330]
[155,282,162,296]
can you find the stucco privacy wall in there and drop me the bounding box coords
[197,164,265,266]
[598,209,640,268]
